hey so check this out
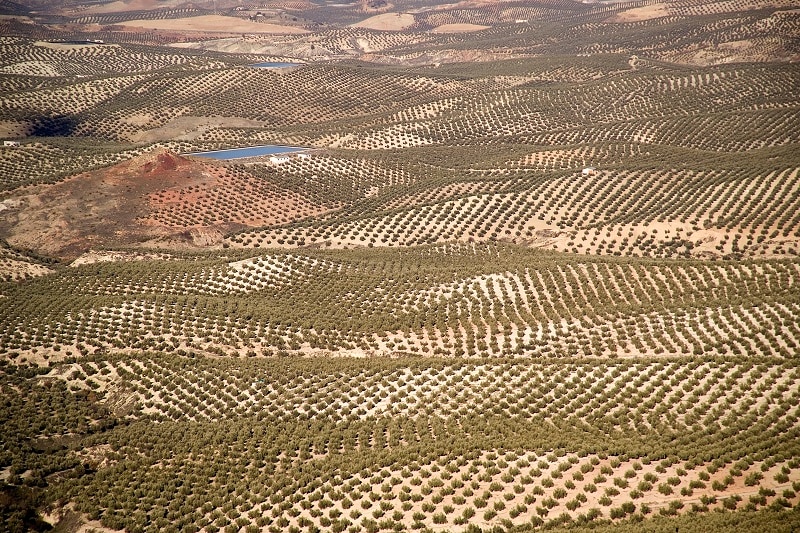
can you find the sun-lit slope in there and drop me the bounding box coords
[222,58,800,260]
[304,1,798,67]
[667,0,800,17]
[352,13,415,31]
[495,3,800,64]
[0,139,143,190]
[1,35,798,266]
[0,241,54,282]
[0,55,471,143]
[1,3,800,532]
[2,244,798,362]
[143,160,331,229]
[227,144,800,259]
[328,62,799,150]
[0,149,329,259]
[0,36,226,77]
[4,0,798,63]
[14,353,797,532]
[0,16,797,254]
[120,15,309,34]
[239,153,417,208]
[0,38,251,147]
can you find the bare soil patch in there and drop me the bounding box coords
[0,149,326,260]
[672,37,794,66]
[121,15,309,34]
[81,0,184,14]
[0,150,204,259]
[128,115,264,143]
[352,12,415,31]
[606,3,669,23]
[0,120,30,137]
[431,23,490,33]
[70,250,175,267]
[0,256,52,281]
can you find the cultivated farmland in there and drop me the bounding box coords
[1,0,799,532]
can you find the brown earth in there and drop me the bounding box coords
[121,15,309,34]
[0,149,326,261]
[431,23,490,33]
[352,12,415,31]
[605,3,669,23]
[0,150,213,259]
[127,115,265,143]
[0,120,30,137]
[80,0,185,14]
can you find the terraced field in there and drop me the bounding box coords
[1,0,799,531]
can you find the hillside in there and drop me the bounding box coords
[1,0,799,532]
[0,149,329,259]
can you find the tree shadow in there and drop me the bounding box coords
[30,115,78,137]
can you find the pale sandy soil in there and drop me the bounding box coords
[719,40,756,51]
[0,120,29,137]
[128,115,264,143]
[0,257,52,280]
[352,12,415,31]
[70,250,176,267]
[606,3,669,23]
[74,520,117,533]
[120,113,155,127]
[431,23,490,33]
[688,228,731,256]
[81,0,183,13]
[11,348,70,367]
[0,61,62,77]
[42,503,147,533]
[169,37,318,58]
[608,0,790,24]
[75,444,116,468]
[676,39,792,66]
[452,0,513,7]
[121,15,309,34]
